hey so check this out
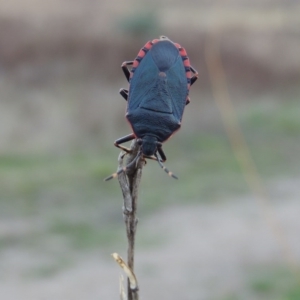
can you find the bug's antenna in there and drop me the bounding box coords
[155,154,178,179]
[104,151,142,181]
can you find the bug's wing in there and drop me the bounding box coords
[127,53,160,111]
[165,58,189,122]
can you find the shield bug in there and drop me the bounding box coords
[105,36,198,181]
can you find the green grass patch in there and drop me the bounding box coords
[242,99,300,136]
[23,257,73,279]
[49,220,122,250]
[249,267,300,300]
[240,99,300,176]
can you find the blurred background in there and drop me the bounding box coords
[0,0,300,299]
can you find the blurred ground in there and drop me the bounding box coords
[1,183,299,300]
[0,0,300,299]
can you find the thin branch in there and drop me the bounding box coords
[116,139,145,300]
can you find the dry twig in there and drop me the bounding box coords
[113,139,144,300]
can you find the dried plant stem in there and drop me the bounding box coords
[117,139,144,300]
[205,17,299,276]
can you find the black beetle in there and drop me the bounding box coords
[105,36,198,181]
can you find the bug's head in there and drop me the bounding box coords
[138,136,158,157]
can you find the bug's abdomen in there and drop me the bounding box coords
[126,109,180,142]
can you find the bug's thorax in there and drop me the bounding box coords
[139,135,158,156]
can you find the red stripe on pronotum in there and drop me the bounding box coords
[132,60,139,68]
[137,49,146,58]
[183,58,191,67]
[144,41,153,50]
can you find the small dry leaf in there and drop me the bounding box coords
[112,253,138,290]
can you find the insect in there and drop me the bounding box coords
[105,36,198,181]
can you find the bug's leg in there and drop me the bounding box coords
[121,61,134,82]
[185,96,190,105]
[157,144,167,162]
[190,65,199,86]
[143,155,158,162]
[119,88,128,101]
[114,133,135,153]
[191,76,198,86]
[185,66,198,105]
[104,150,142,181]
